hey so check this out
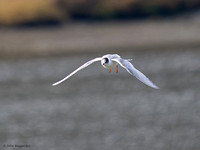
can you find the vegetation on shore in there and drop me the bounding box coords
[0,0,200,26]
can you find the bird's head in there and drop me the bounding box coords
[101,57,110,68]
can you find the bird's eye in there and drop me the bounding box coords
[104,58,109,63]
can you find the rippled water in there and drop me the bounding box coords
[0,49,200,150]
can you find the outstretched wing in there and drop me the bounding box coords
[112,58,159,89]
[52,57,102,86]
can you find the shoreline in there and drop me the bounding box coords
[0,19,200,59]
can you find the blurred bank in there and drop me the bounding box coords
[0,0,200,58]
[0,0,200,26]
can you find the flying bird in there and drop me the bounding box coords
[52,54,159,89]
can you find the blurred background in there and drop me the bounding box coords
[0,0,200,150]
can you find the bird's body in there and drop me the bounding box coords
[53,54,159,89]
[101,54,119,68]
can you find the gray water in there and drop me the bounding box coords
[0,49,200,150]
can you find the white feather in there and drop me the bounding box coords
[112,58,159,89]
[52,57,101,86]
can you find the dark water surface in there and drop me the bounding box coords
[0,49,200,150]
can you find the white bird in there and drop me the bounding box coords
[52,54,159,89]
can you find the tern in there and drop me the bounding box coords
[52,54,159,89]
